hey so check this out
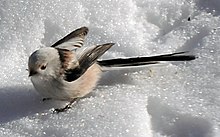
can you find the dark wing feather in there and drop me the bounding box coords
[51,27,88,50]
[64,43,114,82]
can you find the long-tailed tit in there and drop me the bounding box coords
[28,27,196,113]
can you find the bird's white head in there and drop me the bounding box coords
[28,47,61,77]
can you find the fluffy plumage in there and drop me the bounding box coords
[28,26,196,113]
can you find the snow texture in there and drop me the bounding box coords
[0,0,220,136]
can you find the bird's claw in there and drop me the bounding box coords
[53,105,72,113]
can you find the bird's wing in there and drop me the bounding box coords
[63,43,114,82]
[51,27,88,50]
[56,48,79,74]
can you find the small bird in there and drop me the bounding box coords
[28,27,196,113]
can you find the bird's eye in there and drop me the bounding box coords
[40,65,47,70]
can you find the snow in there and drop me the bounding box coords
[0,0,219,136]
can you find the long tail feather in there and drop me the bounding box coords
[97,52,196,68]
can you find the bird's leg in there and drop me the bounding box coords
[42,98,52,102]
[53,98,79,113]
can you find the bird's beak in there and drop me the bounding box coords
[29,70,37,77]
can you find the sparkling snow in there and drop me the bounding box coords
[0,0,219,136]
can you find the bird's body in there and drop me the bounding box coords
[29,45,103,102]
[28,27,196,113]
[31,62,101,101]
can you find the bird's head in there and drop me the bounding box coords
[28,47,61,77]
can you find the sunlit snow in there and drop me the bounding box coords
[0,0,220,136]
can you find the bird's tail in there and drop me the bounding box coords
[97,52,196,68]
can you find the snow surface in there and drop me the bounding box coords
[0,0,220,136]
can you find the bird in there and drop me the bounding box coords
[28,27,196,113]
